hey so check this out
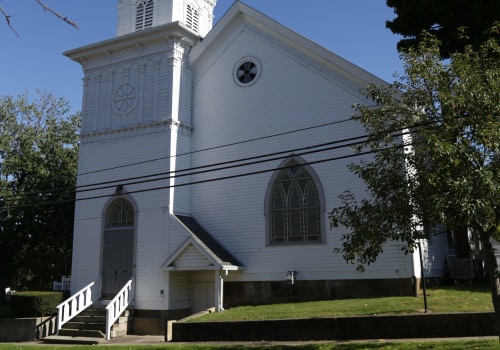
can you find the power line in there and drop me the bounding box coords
[1,118,359,202]
[65,133,369,195]
[3,140,407,210]
[1,116,356,202]
[2,131,370,203]
[76,117,355,176]
[3,120,436,209]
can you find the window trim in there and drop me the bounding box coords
[105,198,135,228]
[264,156,326,246]
[233,56,261,87]
[100,195,138,284]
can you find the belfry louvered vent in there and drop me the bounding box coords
[186,4,199,32]
[136,0,154,31]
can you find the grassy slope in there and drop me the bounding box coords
[193,283,493,322]
[0,284,496,349]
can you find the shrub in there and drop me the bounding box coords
[11,291,63,317]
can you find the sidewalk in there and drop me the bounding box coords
[25,335,499,347]
[106,334,165,344]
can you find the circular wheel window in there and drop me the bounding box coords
[112,81,139,115]
[234,57,261,86]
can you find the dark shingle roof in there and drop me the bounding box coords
[175,215,244,267]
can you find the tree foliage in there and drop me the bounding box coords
[329,34,500,330]
[0,92,79,292]
[386,0,500,58]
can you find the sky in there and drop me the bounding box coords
[0,0,403,114]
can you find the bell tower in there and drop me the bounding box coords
[116,0,217,37]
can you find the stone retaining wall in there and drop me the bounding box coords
[171,312,496,342]
[0,317,56,342]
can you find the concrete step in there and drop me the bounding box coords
[79,307,106,316]
[64,320,106,331]
[71,316,106,325]
[55,309,132,340]
[58,328,105,338]
[45,298,133,343]
[42,335,105,345]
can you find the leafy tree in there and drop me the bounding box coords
[386,0,500,58]
[0,91,79,294]
[329,35,500,333]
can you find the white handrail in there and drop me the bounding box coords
[105,279,133,340]
[56,281,96,333]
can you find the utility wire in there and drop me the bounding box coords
[2,119,437,209]
[1,117,356,202]
[63,134,370,195]
[1,119,360,201]
[77,117,355,176]
[3,140,408,210]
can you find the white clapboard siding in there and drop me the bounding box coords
[172,244,213,270]
[65,1,455,313]
[169,271,190,309]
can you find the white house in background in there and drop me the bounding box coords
[64,0,459,335]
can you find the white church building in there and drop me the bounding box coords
[63,0,458,335]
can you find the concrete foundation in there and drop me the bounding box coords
[171,312,497,341]
[224,278,414,306]
[0,317,56,342]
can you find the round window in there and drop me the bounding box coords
[112,81,139,115]
[234,57,261,86]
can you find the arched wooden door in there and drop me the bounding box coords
[102,198,134,298]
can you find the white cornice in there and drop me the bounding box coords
[81,38,192,74]
[80,120,192,144]
[64,21,200,66]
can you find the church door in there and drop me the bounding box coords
[190,281,215,313]
[102,199,135,297]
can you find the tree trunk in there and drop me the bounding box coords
[480,230,500,340]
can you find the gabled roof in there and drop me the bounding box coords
[161,214,244,272]
[189,1,388,96]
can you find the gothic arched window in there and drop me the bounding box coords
[136,0,154,31]
[266,158,325,245]
[186,4,199,32]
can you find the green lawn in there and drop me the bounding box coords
[193,283,493,322]
[0,339,499,350]
[0,283,496,349]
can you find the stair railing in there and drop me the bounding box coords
[105,279,133,340]
[56,281,96,334]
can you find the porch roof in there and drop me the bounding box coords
[161,214,244,271]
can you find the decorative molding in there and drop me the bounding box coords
[112,81,140,116]
[80,120,193,144]
[82,37,192,73]
[167,40,191,62]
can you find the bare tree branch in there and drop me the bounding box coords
[0,4,20,37]
[1,0,79,37]
[35,0,79,29]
